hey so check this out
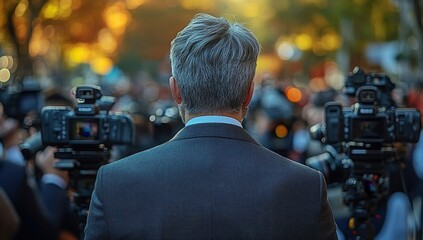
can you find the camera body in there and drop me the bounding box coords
[324,86,421,144]
[41,85,134,148]
[41,106,133,147]
[308,67,421,183]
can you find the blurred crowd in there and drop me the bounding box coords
[1,68,423,239]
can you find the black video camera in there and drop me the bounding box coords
[308,67,421,182]
[323,87,420,144]
[39,85,134,231]
[314,67,421,145]
[41,85,134,148]
[307,67,422,238]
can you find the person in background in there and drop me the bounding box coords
[85,13,337,240]
[246,77,296,158]
[0,90,79,240]
[0,145,77,239]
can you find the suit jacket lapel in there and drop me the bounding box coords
[170,123,260,146]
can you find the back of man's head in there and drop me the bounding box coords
[170,13,261,115]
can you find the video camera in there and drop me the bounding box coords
[307,67,421,239]
[40,85,134,232]
[317,69,420,145]
[40,83,134,180]
[41,85,133,148]
[309,67,420,170]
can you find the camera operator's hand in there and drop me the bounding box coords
[36,146,69,187]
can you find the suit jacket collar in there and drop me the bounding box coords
[171,123,260,146]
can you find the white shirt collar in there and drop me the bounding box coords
[185,115,242,128]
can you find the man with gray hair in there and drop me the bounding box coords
[85,13,337,239]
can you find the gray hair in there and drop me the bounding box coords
[170,13,261,114]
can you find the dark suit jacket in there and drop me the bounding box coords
[85,123,338,239]
[0,160,78,240]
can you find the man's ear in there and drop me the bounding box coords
[169,76,182,104]
[242,81,255,108]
